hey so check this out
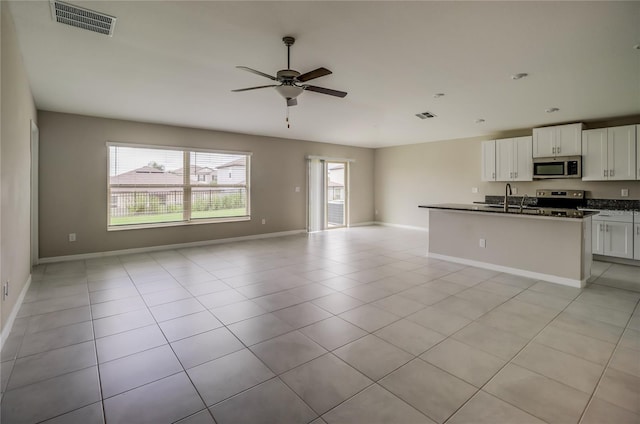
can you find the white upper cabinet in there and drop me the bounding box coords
[637,125,640,180]
[582,128,608,180]
[533,123,583,158]
[532,127,555,158]
[495,136,532,182]
[582,125,636,181]
[513,136,533,181]
[481,140,496,182]
[608,125,636,180]
[495,138,512,181]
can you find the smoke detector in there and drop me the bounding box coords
[50,0,116,36]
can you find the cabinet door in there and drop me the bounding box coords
[582,129,608,181]
[592,220,605,255]
[556,123,582,156]
[608,125,636,180]
[512,136,533,181]
[533,127,555,158]
[634,224,640,260]
[495,138,513,181]
[604,221,634,259]
[481,140,496,182]
[637,125,640,180]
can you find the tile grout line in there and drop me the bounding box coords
[575,296,640,424]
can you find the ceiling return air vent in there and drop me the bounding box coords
[49,0,116,36]
[415,111,437,120]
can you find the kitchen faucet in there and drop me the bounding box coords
[519,194,529,213]
[504,183,512,212]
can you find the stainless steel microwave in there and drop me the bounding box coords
[533,156,582,179]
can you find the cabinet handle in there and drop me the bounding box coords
[552,147,556,154]
[492,172,495,179]
[610,169,614,177]
[600,223,604,232]
[515,172,518,178]
[604,170,608,177]
[605,224,609,232]
[557,146,561,154]
[637,226,639,236]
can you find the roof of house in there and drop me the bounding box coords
[111,166,184,185]
[217,158,246,169]
[174,165,217,175]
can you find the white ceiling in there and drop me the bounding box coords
[8,1,640,148]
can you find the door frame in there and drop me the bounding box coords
[31,120,39,266]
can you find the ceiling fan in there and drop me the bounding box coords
[232,36,347,107]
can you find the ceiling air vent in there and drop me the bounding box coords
[415,111,437,120]
[50,0,116,37]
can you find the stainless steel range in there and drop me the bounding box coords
[535,189,586,217]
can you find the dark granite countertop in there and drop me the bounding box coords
[484,196,639,211]
[419,203,599,219]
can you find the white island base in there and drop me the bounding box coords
[427,209,592,288]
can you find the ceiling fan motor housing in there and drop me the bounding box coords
[277,69,301,81]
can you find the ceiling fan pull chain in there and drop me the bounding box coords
[286,106,290,129]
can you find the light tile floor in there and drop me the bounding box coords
[1,226,639,423]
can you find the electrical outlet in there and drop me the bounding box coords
[471,187,478,193]
[479,238,486,248]
[621,189,629,197]
[261,218,266,225]
[512,187,518,195]
[295,186,300,192]
[375,209,379,215]
[68,233,77,242]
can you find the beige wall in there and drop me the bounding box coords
[375,119,640,229]
[38,111,374,258]
[1,2,38,332]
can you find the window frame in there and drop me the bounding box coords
[106,142,251,231]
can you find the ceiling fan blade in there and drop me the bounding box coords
[303,85,348,98]
[231,85,278,92]
[297,67,332,82]
[287,98,298,107]
[236,66,277,81]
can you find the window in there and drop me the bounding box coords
[108,143,250,229]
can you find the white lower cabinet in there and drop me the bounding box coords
[592,220,605,255]
[592,211,634,259]
[634,222,640,260]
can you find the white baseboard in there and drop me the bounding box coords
[1,275,32,351]
[349,221,375,227]
[427,253,585,288]
[39,229,307,264]
[374,221,429,232]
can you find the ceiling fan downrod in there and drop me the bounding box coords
[283,36,295,70]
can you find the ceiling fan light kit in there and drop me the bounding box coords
[232,36,348,127]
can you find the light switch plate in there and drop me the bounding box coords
[471,187,478,193]
[621,189,629,197]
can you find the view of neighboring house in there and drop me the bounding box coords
[216,158,247,185]
[175,165,218,184]
[328,163,345,201]
[109,161,244,217]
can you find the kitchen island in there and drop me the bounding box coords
[420,204,598,288]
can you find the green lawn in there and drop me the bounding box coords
[110,208,247,226]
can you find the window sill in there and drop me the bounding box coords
[107,216,251,231]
